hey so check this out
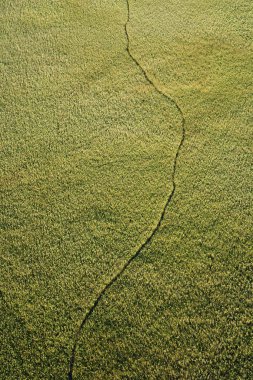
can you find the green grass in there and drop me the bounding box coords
[1,0,252,379]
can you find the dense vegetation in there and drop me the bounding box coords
[1,0,252,379]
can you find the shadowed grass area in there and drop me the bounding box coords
[1,0,252,379]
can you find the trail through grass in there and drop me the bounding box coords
[1,0,252,379]
[68,1,185,378]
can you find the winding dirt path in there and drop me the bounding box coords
[68,1,186,378]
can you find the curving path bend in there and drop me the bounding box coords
[68,1,186,378]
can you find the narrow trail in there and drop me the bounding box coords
[68,1,186,379]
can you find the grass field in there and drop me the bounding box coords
[1,0,252,379]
